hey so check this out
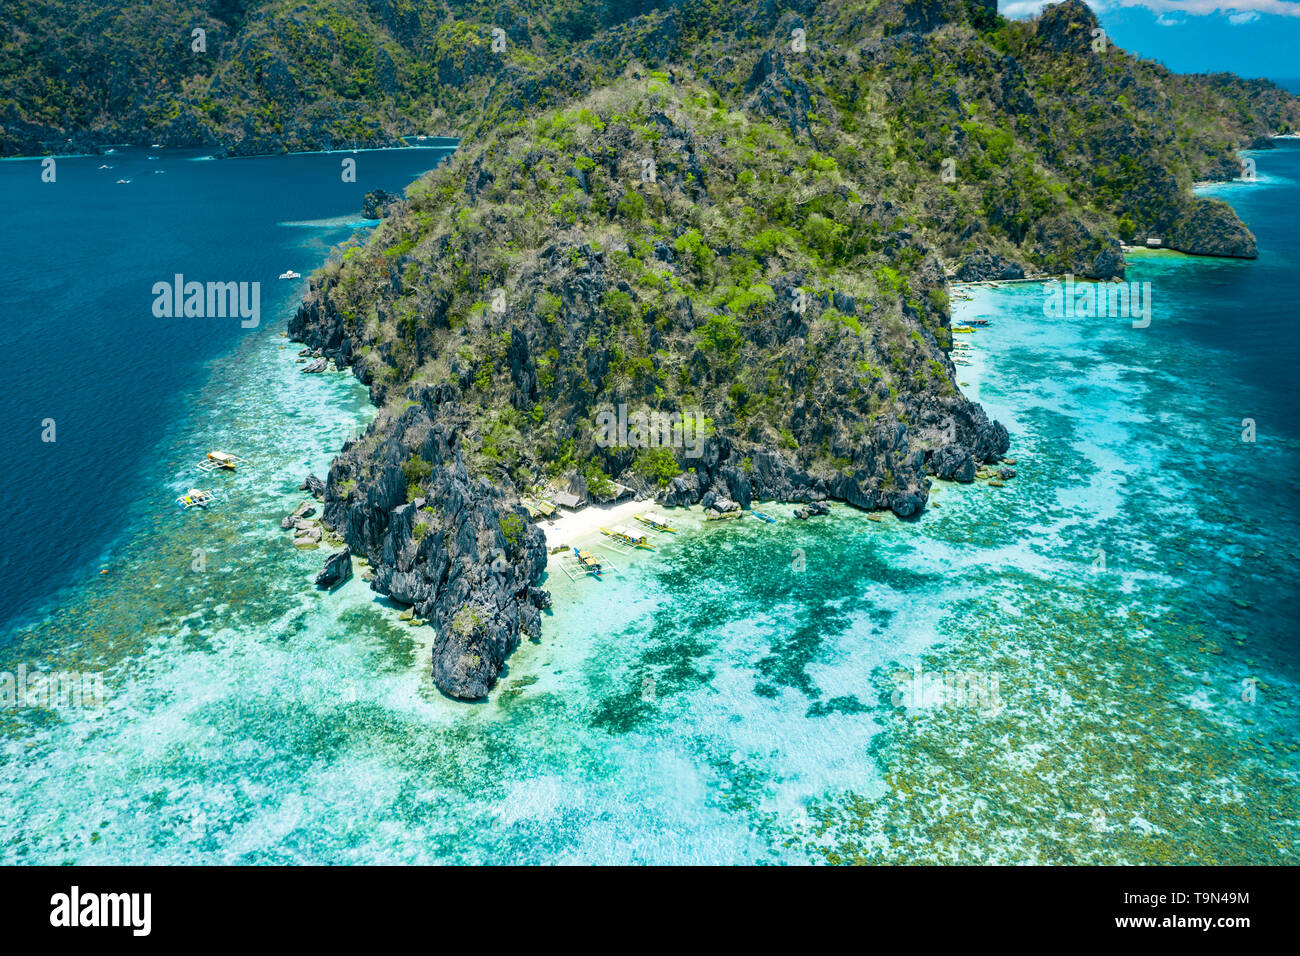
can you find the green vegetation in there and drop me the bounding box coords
[284,0,1296,524]
[402,455,433,501]
[632,447,681,488]
[451,606,484,638]
[581,460,615,499]
[499,512,525,549]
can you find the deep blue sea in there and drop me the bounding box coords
[0,140,1295,863]
[0,144,455,630]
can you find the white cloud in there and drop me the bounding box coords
[1000,1,1300,19]
[999,0,1055,14]
[1156,12,1188,22]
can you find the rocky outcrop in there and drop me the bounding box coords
[315,547,352,589]
[1166,198,1258,259]
[955,251,1025,282]
[1201,153,1244,182]
[308,401,547,701]
[744,49,815,144]
[281,500,317,528]
[1034,0,1099,56]
[362,189,400,219]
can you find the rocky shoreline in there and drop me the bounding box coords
[282,0,1296,703]
[289,264,1009,700]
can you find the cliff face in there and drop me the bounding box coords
[1166,198,1258,259]
[317,407,548,700]
[282,0,1300,700]
[286,64,1014,697]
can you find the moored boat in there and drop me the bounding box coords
[573,547,603,578]
[635,513,677,533]
[198,450,249,472]
[601,525,654,550]
[176,488,219,510]
[750,510,777,523]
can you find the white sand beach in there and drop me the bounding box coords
[538,498,650,550]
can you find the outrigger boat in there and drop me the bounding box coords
[601,525,655,550]
[750,510,777,523]
[278,270,302,280]
[573,547,603,578]
[197,451,249,472]
[556,546,621,581]
[634,513,677,533]
[176,488,219,510]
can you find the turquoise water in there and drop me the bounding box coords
[1,145,1296,864]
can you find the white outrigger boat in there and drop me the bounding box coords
[634,513,677,533]
[176,488,219,510]
[278,270,302,280]
[197,450,249,472]
[600,524,655,551]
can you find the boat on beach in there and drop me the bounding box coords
[573,548,603,578]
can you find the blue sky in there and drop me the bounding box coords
[1000,1,1300,80]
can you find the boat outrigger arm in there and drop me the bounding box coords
[176,488,220,510]
[556,547,621,581]
[197,451,250,472]
[634,513,677,533]
[601,525,655,550]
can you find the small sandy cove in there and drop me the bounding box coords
[539,499,649,550]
